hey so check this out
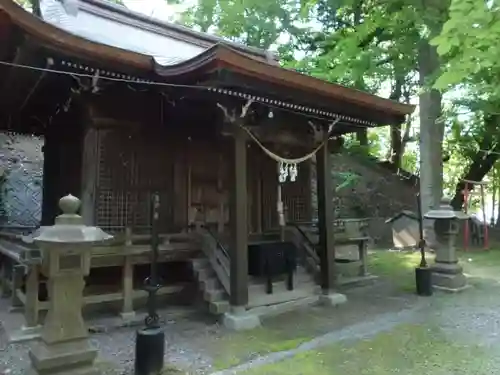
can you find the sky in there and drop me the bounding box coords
[123,0,188,21]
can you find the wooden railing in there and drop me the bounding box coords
[0,227,196,326]
[0,229,40,265]
[197,225,231,296]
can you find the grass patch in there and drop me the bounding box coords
[208,327,313,370]
[458,249,500,267]
[369,250,432,291]
[241,323,491,375]
[162,364,187,374]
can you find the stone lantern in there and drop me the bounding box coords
[28,194,113,375]
[424,196,468,292]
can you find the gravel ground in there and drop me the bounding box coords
[3,268,500,375]
[0,301,219,375]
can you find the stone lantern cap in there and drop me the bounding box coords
[424,197,469,220]
[33,194,113,245]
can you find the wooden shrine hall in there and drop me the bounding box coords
[0,0,414,329]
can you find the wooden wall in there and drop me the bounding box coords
[80,125,312,234]
[75,91,313,235]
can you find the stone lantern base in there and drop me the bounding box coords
[28,340,99,375]
[431,262,468,292]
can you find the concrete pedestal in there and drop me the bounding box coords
[9,325,42,343]
[319,292,347,307]
[431,263,468,292]
[222,307,260,331]
[28,340,98,375]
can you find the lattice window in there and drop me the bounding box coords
[95,129,174,233]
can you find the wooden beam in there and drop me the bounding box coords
[229,127,249,306]
[316,141,336,291]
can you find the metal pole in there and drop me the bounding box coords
[415,192,432,296]
[416,193,427,268]
[135,192,165,375]
[145,192,160,328]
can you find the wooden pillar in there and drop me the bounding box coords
[120,255,135,320]
[24,264,40,328]
[228,129,249,307]
[0,257,10,297]
[11,264,24,309]
[41,125,59,225]
[316,142,336,291]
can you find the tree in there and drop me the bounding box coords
[431,0,500,209]
[180,0,304,49]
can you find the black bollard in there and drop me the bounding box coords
[135,327,165,375]
[415,193,433,296]
[134,192,165,374]
[415,266,433,296]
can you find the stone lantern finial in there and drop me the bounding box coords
[55,194,82,225]
[59,194,80,215]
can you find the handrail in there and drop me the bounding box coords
[287,222,317,249]
[286,222,320,266]
[196,225,231,295]
[200,225,230,260]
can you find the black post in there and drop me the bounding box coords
[415,193,433,296]
[135,192,165,375]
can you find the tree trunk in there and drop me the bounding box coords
[418,39,444,248]
[450,114,500,210]
[388,72,404,166]
[418,40,444,213]
[353,0,368,148]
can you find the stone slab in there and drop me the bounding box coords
[318,293,347,307]
[222,311,261,331]
[29,340,99,375]
[433,284,472,294]
[9,325,42,343]
[432,271,467,291]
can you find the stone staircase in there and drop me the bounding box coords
[190,256,318,316]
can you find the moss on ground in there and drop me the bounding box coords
[209,327,312,370]
[241,323,491,375]
[368,248,500,291]
[208,249,500,371]
[368,250,428,291]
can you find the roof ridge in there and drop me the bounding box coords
[76,0,277,61]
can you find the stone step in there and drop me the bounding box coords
[249,268,313,287]
[203,288,227,303]
[209,300,230,315]
[248,276,316,296]
[248,283,319,308]
[199,276,222,292]
[191,258,209,271]
[195,267,216,280]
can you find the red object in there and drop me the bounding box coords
[480,184,489,250]
[462,183,470,252]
